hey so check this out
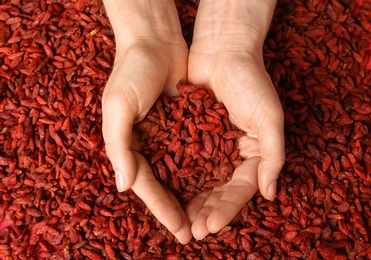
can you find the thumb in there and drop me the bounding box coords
[102,92,137,192]
[257,119,285,201]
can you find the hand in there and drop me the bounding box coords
[186,0,285,239]
[102,0,192,244]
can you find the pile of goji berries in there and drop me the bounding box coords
[0,0,370,259]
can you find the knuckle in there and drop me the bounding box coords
[103,143,121,163]
[276,157,285,170]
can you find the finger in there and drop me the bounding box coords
[131,152,192,244]
[102,89,137,192]
[189,188,224,240]
[185,190,211,224]
[257,118,285,201]
[206,157,259,234]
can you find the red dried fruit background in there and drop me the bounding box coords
[0,0,371,259]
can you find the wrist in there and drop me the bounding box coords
[103,0,183,48]
[192,0,277,54]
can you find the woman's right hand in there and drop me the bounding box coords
[102,0,192,244]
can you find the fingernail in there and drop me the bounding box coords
[267,180,277,201]
[115,170,125,192]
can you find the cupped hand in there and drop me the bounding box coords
[186,0,285,240]
[102,0,191,244]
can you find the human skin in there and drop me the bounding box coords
[102,0,192,244]
[186,0,284,239]
[102,0,284,242]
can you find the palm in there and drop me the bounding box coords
[102,38,192,244]
[186,48,284,239]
